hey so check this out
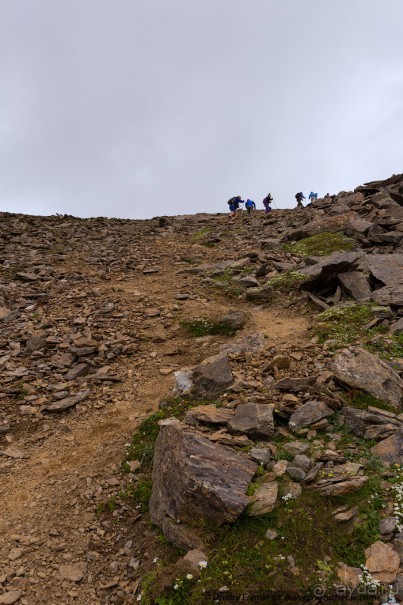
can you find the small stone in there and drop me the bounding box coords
[249,481,278,516]
[59,562,87,582]
[0,591,22,604]
[8,548,24,561]
[379,517,397,535]
[265,529,278,540]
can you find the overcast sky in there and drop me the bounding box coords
[1,0,402,219]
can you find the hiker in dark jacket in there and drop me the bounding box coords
[295,192,305,207]
[227,196,243,217]
[263,193,273,213]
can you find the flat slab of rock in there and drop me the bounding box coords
[273,377,316,392]
[314,462,368,496]
[227,403,275,439]
[338,271,371,300]
[333,347,403,407]
[43,389,90,412]
[149,419,257,548]
[288,400,333,431]
[300,251,362,290]
[365,541,400,583]
[184,405,234,426]
[249,481,278,516]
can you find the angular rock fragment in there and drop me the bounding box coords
[149,419,257,548]
[364,541,400,583]
[371,428,403,465]
[174,353,233,399]
[227,403,275,439]
[333,347,403,407]
[288,401,333,431]
[249,481,278,516]
[184,405,234,426]
[43,389,90,412]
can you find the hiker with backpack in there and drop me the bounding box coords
[308,192,318,203]
[227,196,243,217]
[295,192,305,207]
[245,199,256,215]
[263,193,273,213]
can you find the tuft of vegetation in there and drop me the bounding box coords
[283,232,355,257]
[192,227,214,241]
[344,390,400,415]
[180,318,237,338]
[267,270,308,292]
[315,302,403,359]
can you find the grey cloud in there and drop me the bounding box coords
[0,0,403,218]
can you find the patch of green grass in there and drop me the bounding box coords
[123,398,189,474]
[180,318,237,338]
[316,302,403,359]
[366,332,403,361]
[344,390,400,415]
[331,475,385,566]
[283,232,355,257]
[315,302,375,346]
[192,227,214,241]
[267,270,308,292]
[210,271,245,298]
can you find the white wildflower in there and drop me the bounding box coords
[198,560,208,569]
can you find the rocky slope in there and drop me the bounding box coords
[1,173,403,604]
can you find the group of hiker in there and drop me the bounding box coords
[227,194,273,217]
[227,190,331,216]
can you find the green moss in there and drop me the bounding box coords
[316,302,403,359]
[123,398,189,475]
[192,227,214,240]
[267,270,308,291]
[283,232,355,257]
[180,318,237,338]
[344,390,400,415]
[315,302,375,346]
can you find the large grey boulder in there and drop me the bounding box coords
[149,419,257,548]
[227,403,275,439]
[174,353,233,399]
[288,400,333,431]
[333,347,403,407]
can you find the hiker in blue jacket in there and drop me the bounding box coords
[245,199,256,215]
[308,192,318,203]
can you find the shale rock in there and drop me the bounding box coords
[333,347,403,407]
[149,419,257,548]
